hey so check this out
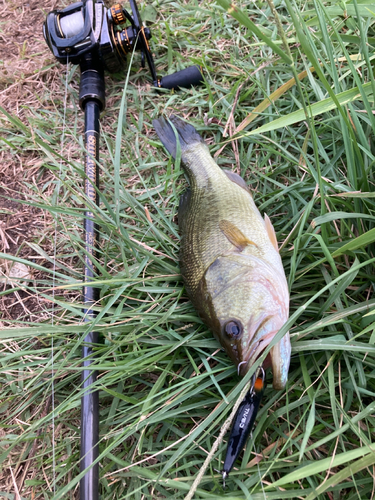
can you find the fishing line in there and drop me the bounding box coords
[51,56,70,495]
[254,442,267,500]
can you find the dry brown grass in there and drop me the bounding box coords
[0,0,65,113]
[0,0,60,238]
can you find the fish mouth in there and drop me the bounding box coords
[238,322,291,390]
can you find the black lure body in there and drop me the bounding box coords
[222,371,265,484]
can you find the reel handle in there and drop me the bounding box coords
[157,65,203,90]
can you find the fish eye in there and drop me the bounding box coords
[224,320,243,338]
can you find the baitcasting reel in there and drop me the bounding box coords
[43,0,203,103]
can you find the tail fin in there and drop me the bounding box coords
[152,114,203,159]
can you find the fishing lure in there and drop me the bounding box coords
[221,367,266,486]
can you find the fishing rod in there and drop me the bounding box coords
[43,2,203,498]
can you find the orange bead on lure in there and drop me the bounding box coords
[153,114,291,482]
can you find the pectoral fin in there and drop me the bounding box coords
[264,213,279,252]
[219,219,257,251]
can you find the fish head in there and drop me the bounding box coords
[199,254,291,390]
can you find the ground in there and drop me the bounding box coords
[0,0,61,325]
[1,1,375,499]
[1,0,70,495]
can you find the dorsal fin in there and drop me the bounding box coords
[264,213,279,251]
[219,219,257,251]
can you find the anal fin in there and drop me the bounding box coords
[223,170,250,193]
[178,189,191,229]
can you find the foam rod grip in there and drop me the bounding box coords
[159,65,203,89]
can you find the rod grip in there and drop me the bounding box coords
[158,65,203,90]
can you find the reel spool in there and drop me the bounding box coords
[43,0,203,97]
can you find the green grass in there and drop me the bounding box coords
[1,0,375,498]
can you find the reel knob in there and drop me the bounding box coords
[158,65,204,89]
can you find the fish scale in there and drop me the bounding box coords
[179,166,275,293]
[153,114,290,390]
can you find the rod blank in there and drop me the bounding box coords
[80,98,101,500]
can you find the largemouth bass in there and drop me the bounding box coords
[153,115,290,390]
